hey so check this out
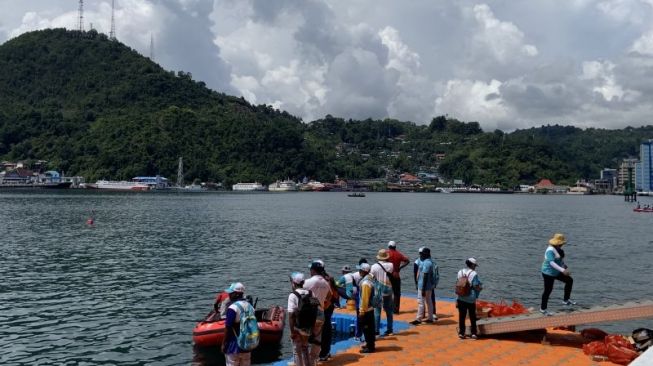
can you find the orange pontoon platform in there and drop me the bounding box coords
[326,297,626,366]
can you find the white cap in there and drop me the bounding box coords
[467,257,478,266]
[418,247,425,253]
[388,241,396,248]
[357,263,371,272]
[225,282,245,293]
[291,272,305,284]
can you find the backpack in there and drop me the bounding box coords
[234,301,260,351]
[370,279,384,308]
[455,270,471,296]
[293,290,320,330]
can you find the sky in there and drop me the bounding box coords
[2,0,653,131]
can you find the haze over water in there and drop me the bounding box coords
[1,191,652,365]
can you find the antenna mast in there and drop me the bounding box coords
[177,157,184,187]
[109,0,116,40]
[78,0,84,32]
[149,33,155,60]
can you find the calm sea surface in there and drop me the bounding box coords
[1,191,652,365]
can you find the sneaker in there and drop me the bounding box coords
[424,319,434,324]
[410,320,421,325]
[383,330,394,336]
[458,334,466,339]
[360,347,374,354]
[539,308,554,316]
[470,334,478,340]
[563,299,577,306]
[318,356,329,362]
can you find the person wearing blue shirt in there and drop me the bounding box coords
[222,282,253,366]
[410,247,438,325]
[457,258,482,340]
[540,233,576,316]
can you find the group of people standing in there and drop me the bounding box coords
[217,233,576,366]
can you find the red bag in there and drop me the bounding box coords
[581,328,608,341]
[582,341,607,356]
[607,343,639,365]
[605,334,634,350]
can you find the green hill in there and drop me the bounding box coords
[0,28,319,183]
[1,29,652,187]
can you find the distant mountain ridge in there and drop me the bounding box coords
[1,29,652,187]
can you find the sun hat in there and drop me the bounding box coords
[376,249,390,261]
[290,272,305,284]
[357,263,371,272]
[225,282,245,293]
[548,233,567,246]
[341,265,352,272]
[387,241,397,248]
[466,258,478,266]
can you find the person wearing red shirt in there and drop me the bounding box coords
[387,241,410,313]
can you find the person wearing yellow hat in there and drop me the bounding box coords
[370,249,394,336]
[540,233,576,316]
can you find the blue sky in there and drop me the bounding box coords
[2,0,653,131]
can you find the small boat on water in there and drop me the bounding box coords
[633,207,653,213]
[192,305,285,347]
[348,192,366,197]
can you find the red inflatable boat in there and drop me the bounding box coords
[193,305,285,347]
[633,207,653,212]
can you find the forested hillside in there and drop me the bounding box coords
[1,29,652,187]
[0,29,320,183]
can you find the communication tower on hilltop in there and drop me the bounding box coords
[109,0,116,40]
[77,0,84,32]
[149,33,155,60]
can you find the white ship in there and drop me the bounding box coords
[88,180,150,191]
[232,182,267,191]
[268,180,297,192]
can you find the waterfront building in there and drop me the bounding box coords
[600,168,617,190]
[132,176,170,190]
[636,139,653,192]
[617,158,638,190]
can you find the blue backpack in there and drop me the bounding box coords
[234,301,260,351]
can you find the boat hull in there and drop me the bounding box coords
[192,306,285,347]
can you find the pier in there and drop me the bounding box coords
[296,296,652,366]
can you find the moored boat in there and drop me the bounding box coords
[87,180,150,191]
[268,179,297,192]
[232,182,267,191]
[192,305,285,347]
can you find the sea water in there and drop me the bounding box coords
[1,191,651,365]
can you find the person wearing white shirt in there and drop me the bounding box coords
[287,272,311,366]
[370,249,394,335]
[302,261,330,363]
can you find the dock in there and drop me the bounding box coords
[478,300,653,335]
[310,296,649,366]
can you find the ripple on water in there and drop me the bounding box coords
[1,192,652,364]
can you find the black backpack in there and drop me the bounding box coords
[293,290,320,330]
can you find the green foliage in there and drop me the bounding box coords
[1,29,652,187]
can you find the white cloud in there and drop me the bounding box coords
[4,0,653,129]
[435,79,509,130]
[471,4,538,63]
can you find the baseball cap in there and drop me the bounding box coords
[357,263,371,272]
[467,257,478,266]
[388,241,396,248]
[341,265,352,272]
[290,272,305,284]
[418,247,425,253]
[225,282,245,293]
